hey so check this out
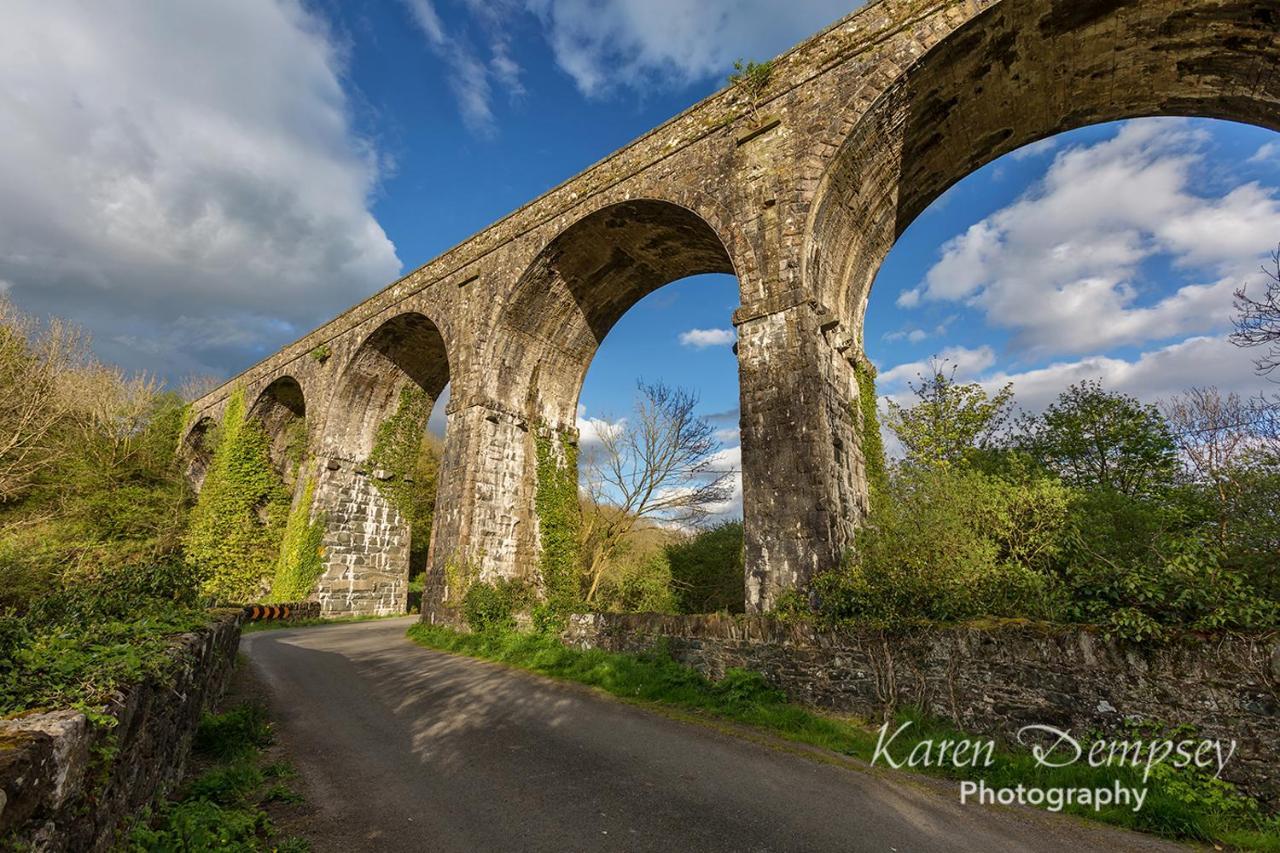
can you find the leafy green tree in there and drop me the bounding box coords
[885,367,1013,468]
[1016,380,1177,498]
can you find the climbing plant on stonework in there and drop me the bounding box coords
[369,385,441,568]
[853,358,888,499]
[268,477,326,603]
[535,427,581,613]
[183,389,291,603]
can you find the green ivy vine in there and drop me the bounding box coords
[368,386,440,568]
[268,477,326,603]
[183,389,290,603]
[534,426,581,614]
[853,357,888,501]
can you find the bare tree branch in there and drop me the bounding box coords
[1231,244,1280,377]
[580,381,736,603]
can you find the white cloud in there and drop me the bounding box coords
[980,335,1273,414]
[878,345,997,390]
[1011,137,1058,161]
[1250,142,1278,163]
[575,410,626,451]
[895,288,922,308]
[524,0,859,96]
[679,327,736,348]
[883,328,929,344]
[914,119,1280,359]
[402,0,508,134]
[0,0,401,378]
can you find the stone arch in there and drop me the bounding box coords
[805,0,1280,331]
[248,376,307,483]
[325,312,451,461]
[314,311,451,616]
[496,198,738,426]
[181,416,216,491]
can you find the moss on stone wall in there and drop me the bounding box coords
[534,427,581,613]
[184,389,290,603]
[853,358,887,500]
[268,477,326,603]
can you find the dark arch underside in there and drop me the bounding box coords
[250,376,307,476]
[807,0,1280,327]
[327,312,450,461]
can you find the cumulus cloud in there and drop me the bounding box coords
[911,119,1280,358]
[678,327,736,348]
[575,410,626,452]
[978,335,1274,414]
[878,345,997,389]
[884,328,929,344]
[1011,137,1058,161]
[0,0,401,379]
[1250,142,1279,164]
[523,0,858,96]
[895,288,922,308]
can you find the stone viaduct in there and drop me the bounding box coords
[184,0,1280,616]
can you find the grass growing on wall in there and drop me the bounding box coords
[406,623,1280,850]
[184,390,290,604]
[268,478,326,604]
[534,428,581,614]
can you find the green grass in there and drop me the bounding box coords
[407,623,1280,849]
[241,612,404,633]
[123,703,309,852]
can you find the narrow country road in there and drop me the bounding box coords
[241,618,1182,853]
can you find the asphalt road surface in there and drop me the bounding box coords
[241,617,1183,852]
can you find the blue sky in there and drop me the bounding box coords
[2,1,1280,518]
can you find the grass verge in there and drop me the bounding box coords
[407,623,1280,851]
[122,703,309,852]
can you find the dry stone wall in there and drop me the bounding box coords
[564,613,1280,808]
[0,611,242,851]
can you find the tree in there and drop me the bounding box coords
[1231,244,1280,375]
[0,299,88,504]
[885,365,1013,468]
[1016,380,1177,498]
[580,381,735,604]
[1163,388,1279,542]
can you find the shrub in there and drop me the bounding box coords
[818,462,1069,625]
[666,521,744,614]
[594,549,677,614]
[1060,497,1279,639]
[462,579,532,633]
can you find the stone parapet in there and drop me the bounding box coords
[564,613,1280,808]
[0,610,243,851]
